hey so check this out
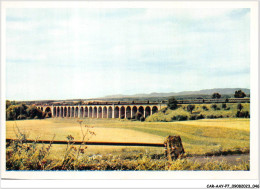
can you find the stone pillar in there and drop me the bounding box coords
[118,106,121,119]
[112,106,115,118]
[130,107,133,118]
[164,136,185,161]
[124,108,127,119]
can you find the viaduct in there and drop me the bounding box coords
[36,101,168,119]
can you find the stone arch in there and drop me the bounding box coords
[132,106,137,119]
[75,107,79,117]
[126,106,131,119]
[120,106,125,119]
[85,107,88,117]
[68,107,71,117]
[57,107,60,117]
[138,106,144,116]
[93,107,97,118]
[80,107,84,118]
[152,106,158,114]
[114,106,119,118]
[45,107,52,118]
[145,106,151,117]
[53,107,57,117]
[61,107,64,117]
[64,107,67,117]
[98,107,102,118]
[108,106,113,118]
[89,107,93,118]
[103,107,107,118]
[72,107,75,117]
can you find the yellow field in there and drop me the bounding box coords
[6,118,250,156]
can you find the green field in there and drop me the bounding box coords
[6,118,250,156]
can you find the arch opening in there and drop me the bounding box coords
[64,107,67,117]
[72,107,75,117]
[103,107,107,118]
[132,106,137,119]
[108,107,113,118]
[80,107,84,118]
[152,106,158,114]
[120,106,125,119]
[145,106,151,117]
[89,107,93,118]
[114,106,119,118]
[60,107,62,117]
[53,107,57,117]
[57,107,60,117]
[93,107,97,118]
[98,107,102,118]
[126,106,131,119]
[45,107,52,118]
[68,107,71,117]
[75,107,79,117]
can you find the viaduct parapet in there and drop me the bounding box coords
[36,102,167,119]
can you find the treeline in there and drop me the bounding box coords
[6,101,47,120]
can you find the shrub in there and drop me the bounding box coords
[197,114,205,119]
[222,103,227,109]
[176,115,188,121]
[17,114,27,120]
[189,115,197,120]
[187,105,195,113]
[211,104,218,110]
[237,103,243,111]
[236,111,250,118]
[202,106,208,111]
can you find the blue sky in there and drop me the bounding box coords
[6,8,250,100]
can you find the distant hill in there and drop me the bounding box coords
[102,88,250,99]
[15,88,250,104]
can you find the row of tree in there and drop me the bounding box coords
[6,101,46,120]
[211,90,247,99]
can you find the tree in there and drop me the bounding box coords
[237,103,243,111]
[234,90,246,98]
[187,105,195,114]
[211,104,218,110]
[167,96,178,110]
[6,100,11,109]
[212,93,221,99]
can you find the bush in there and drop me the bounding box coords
[236,111,250,118]
[202,106,208,111]
[17,114,27,120]
[211,104,218,110]
[176,115,188,121]
[237,103,243,111]
[187,105,195,113]
[222,103,227,109]
[197,114,205,119]
[189,115,197,120]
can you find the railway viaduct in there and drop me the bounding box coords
[36,102,167,119]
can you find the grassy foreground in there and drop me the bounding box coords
[6,118,250,170]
